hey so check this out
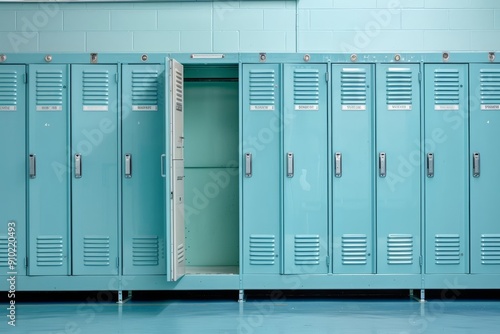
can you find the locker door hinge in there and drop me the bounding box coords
[24,257,28,268]
[170,191,173,200]
[116,257,120,268]
[326,256,330,269]
[419,255,423,267]
[24,73,28,84]
[325,72,329,82]
[418,71,422,83]
[115,73,119,83]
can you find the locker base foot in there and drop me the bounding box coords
[117,290,133,304]
[238,289,246,303]
[410,289,426,303]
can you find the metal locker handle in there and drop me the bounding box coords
[125,154,132,178]
[287,152,294,178]
[245,153,252,178]
[427,153,434,178]
[473,152,480,178]
[335,152,342,178]
[75,154,82,178]
[160,154,166,178]
[379,152,386,178]
[29,154,36,179]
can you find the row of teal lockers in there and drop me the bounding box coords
[0,53,499,292]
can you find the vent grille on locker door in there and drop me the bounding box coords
[82,71,110,111]
[341,68,367,110]
[249,69,276,109]
[481,234,500,265]
[132,237,159,266]
[434,70,460,107]
[0,236,7,267]
[36,70,63,110]
[177,243,185,264]
[479,69,500,108]
[294,69,319,109]
[132,71,159,110]
[387,234,413,265]
[0,70,17,109]
[249,235,275,265]
[342,234,368,265]
[84,236,110,266]
[294,235,320,265]
[174,67,183,112]
[36,236,64,266]
[435,234,461,265]
[386,68,412,108]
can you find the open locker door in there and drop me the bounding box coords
[167,58,185,281]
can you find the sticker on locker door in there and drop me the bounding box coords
[481,105,500,110]
[0,106,16,111]
[83,105,109,111]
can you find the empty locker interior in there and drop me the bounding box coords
[183,65,239,275]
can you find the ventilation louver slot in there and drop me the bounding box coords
[294,235,320,265]
[0,236,8,267]
[36,236,64,267]
[0,70,18,111]
[387,234,413,265]
[479,69,500,110]
[84,236,110,266]
[386,68,412,110]
[294,69,320,111]
[132,70,159,111]
[435,234,461,265]
[82,71,110,111]
[434,69,460,110]
[481,234,500,265]
[35,70,63,111]
[132,236,159,266]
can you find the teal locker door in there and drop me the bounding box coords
[470,64,500,273]
[28,65,70,275]
[242,64,281,274]
[283,64,328,275]
[166,59,185,281]
[122,64,166,276]
[332,64,375,274]
[424,64,468,274]
[71,65,119,276]
[376,64,421,274]
[0,65,27,276]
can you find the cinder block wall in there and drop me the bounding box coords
[0,0,499,53]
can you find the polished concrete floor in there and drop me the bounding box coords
[1,292,499,333]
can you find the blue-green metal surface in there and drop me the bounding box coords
[71,64,119,276]
[424,64,469,274]
[122,64,166,276]
[242,64,281,274]
[376,64,422,274]
[331,64,375,274]
[469,64,500,274]
[283,64,328,275]
[0,65,27,277]
[27,64,70,276]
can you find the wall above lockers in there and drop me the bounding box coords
[0,0,499,53]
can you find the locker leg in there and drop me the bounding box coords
[116,290,133,304]
[410,289,426,303]
[409,289,414,299]
[420,289,426,303]
[238,289,246,303]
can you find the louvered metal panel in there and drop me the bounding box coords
[0,236,7,267]
[132,237,160,266]
[481,235,500,265]
[341,68,367,110]
[435,234,461,265]
[131,70,159,111]
[294,235,320,266]
[243,64,281,274]
[342,234,368,265]
[249,235,275,265]
[28,64,69,276]
[82,70,110,111]
[332,64,375,274]
[387,235,413,265]
[122,64,166,276]
[293,68,320,110]
[433,69,460,110]
[171,59,184,160]
[36,236,64,266]
[284,64,328,274]
[0,70,18,111]
[424,64,468,274]
[479,69,500,110]
[376,64,421,274]
[470,64,500,274]
[249,69,276,110]
[35,70,63,111]
[83,236,110,266]
[386,68,413,110]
